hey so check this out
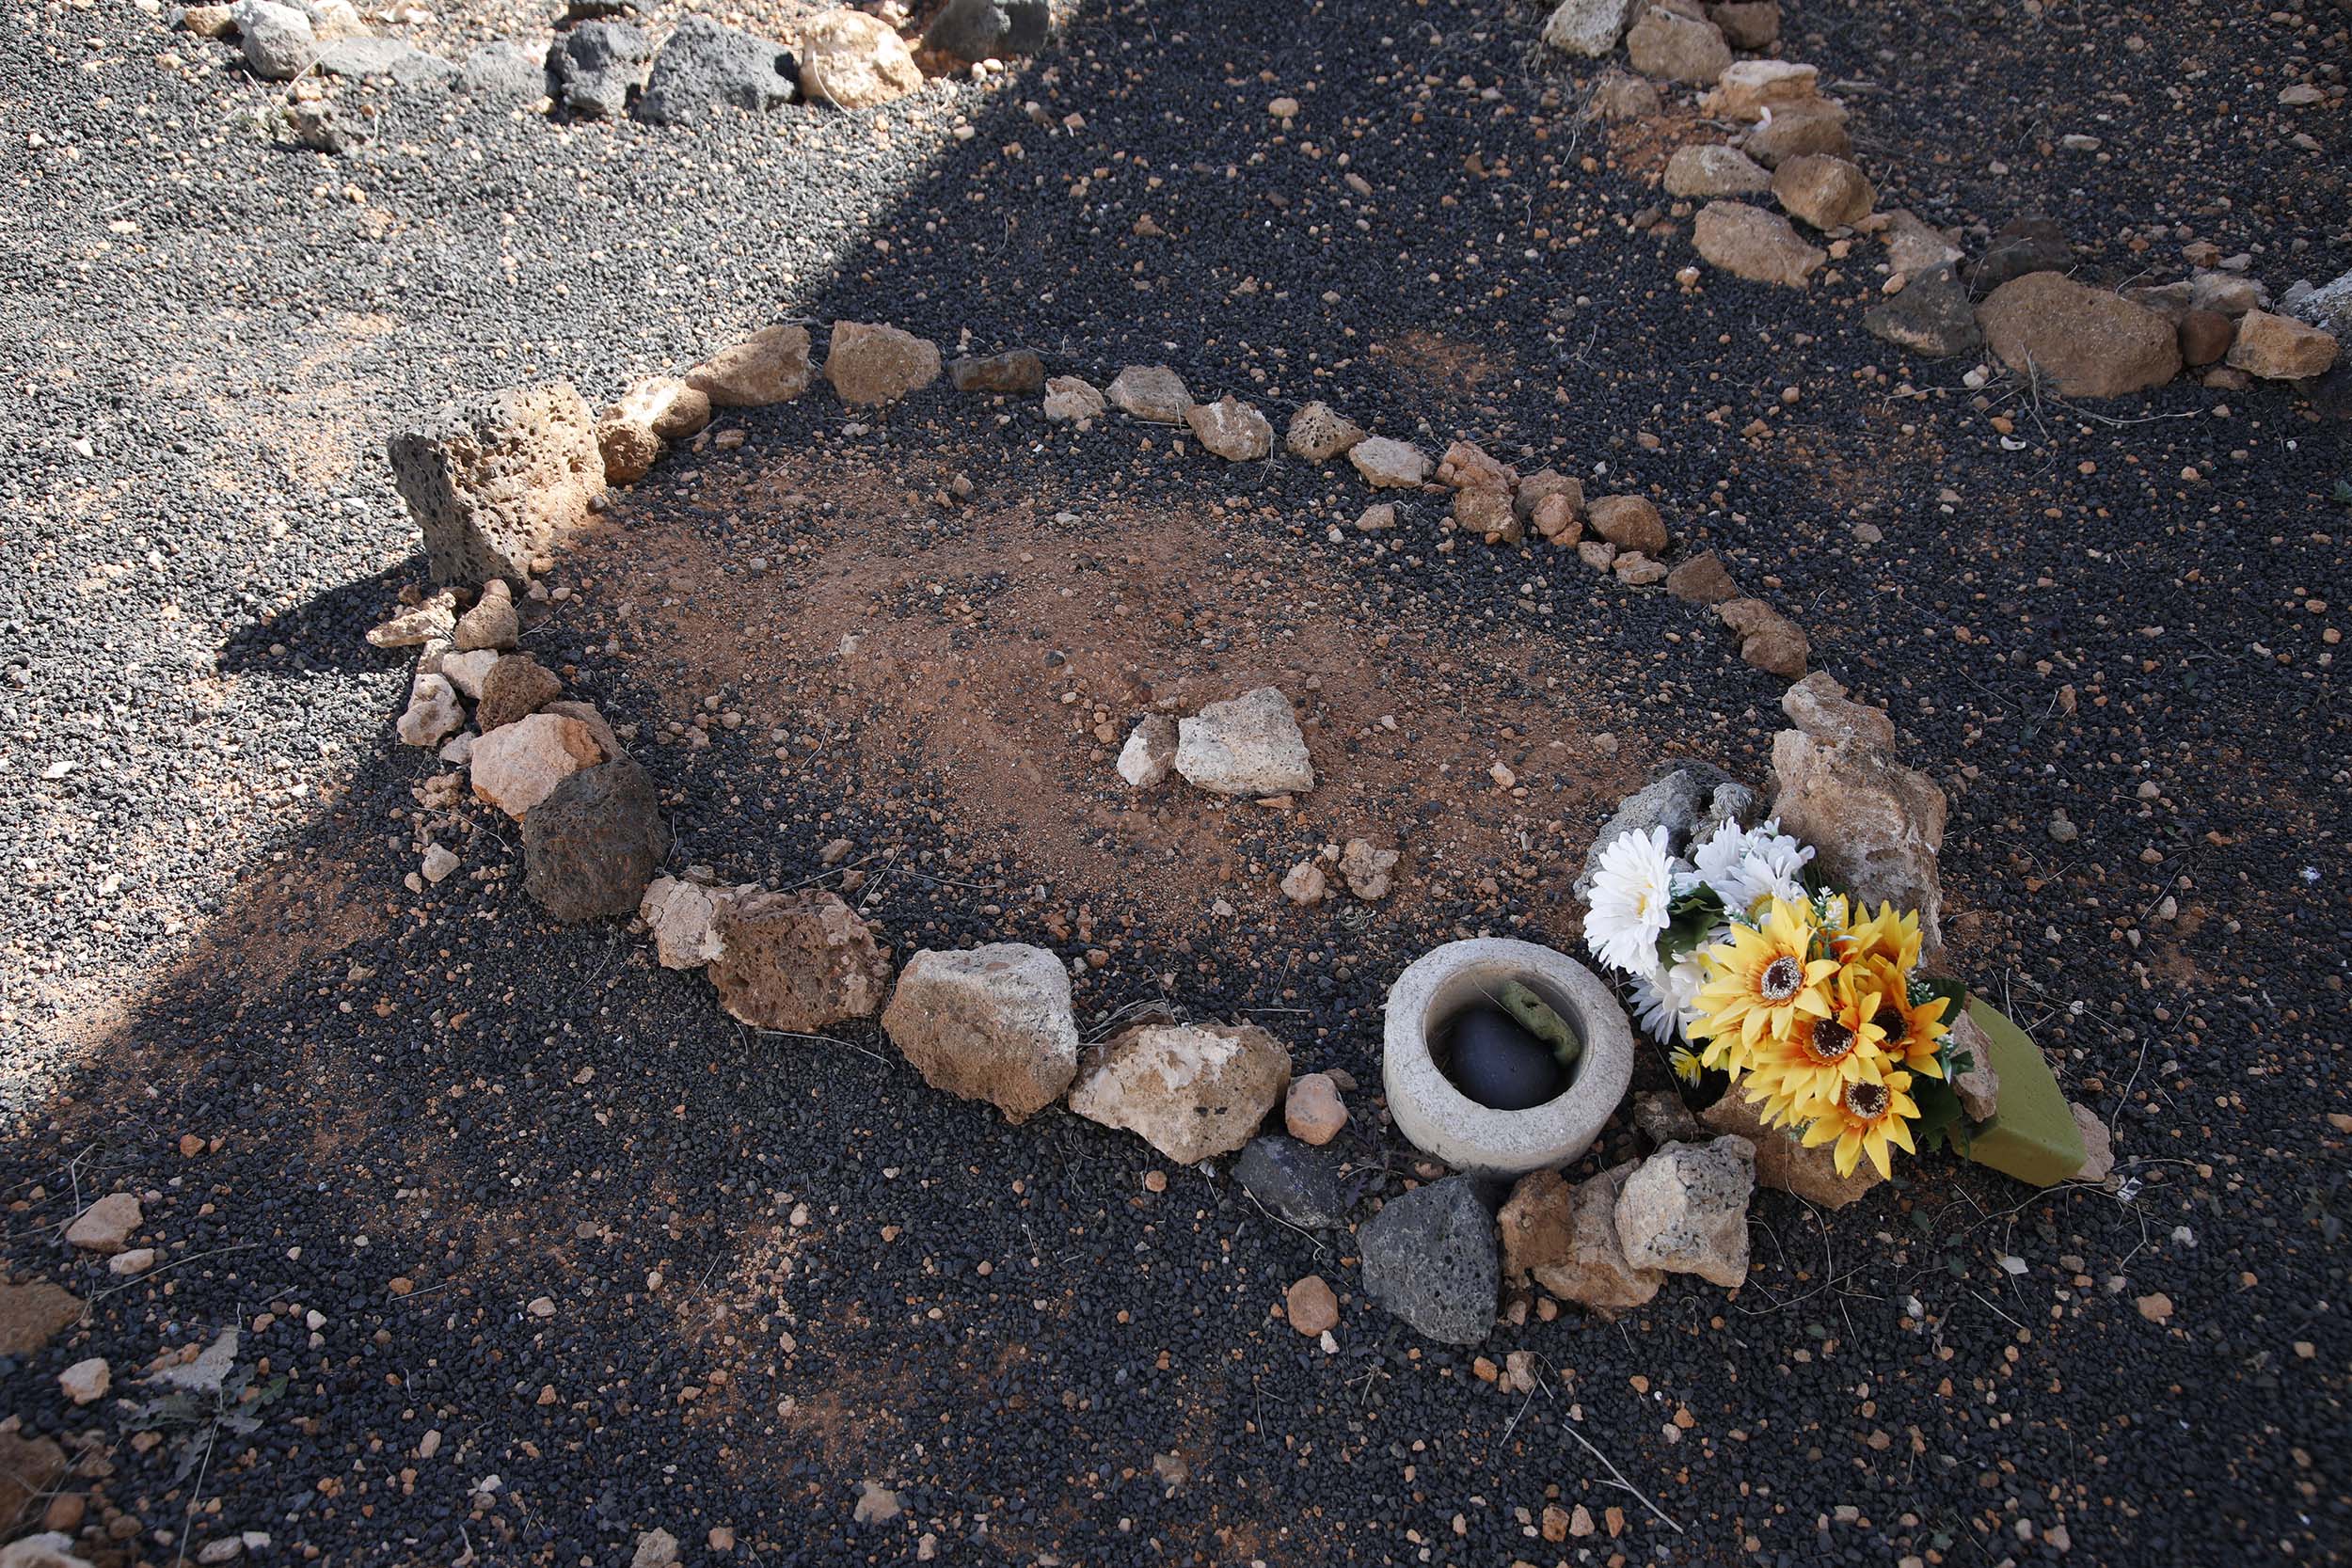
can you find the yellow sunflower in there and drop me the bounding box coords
[1863,966,1952,1078]
[1843,902,1924,974]
[1800,1068,1919,1180]
[1689,896,1839,1069]
[1740,966,1891,1128]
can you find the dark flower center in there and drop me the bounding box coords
[1810,1020,1854,1063]
[1759,957,1804,1003]
[1844,1080,1891,1119]
[1874,1006,1908,1048]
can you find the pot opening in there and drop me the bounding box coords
[1427,972,1588,1113]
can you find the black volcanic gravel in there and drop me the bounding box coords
[4,0,2350,1564]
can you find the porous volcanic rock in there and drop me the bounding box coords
[1540,0,1632,56]
[634,17,795,124]
[476,652,564,732]
[522,758,670,923]
[1284,401,1365,461]
[552,20,651,118]
[1615,1136,1755,1287]
[1358,1177,1499,1344]
[1174,687,1315,795]
[708,889,893,1033]
[389,380,606,589]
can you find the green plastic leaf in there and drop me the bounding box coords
[1908,1070,1967,1155]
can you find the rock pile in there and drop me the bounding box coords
[1548,4,2340,391]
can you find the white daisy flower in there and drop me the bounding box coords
[1691,817,1815,916]
[1628,969,1680,1045]
[1583,826,1685,979]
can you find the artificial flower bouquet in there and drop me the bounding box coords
[1583,817,1971,1180]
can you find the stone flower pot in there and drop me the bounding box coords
[1382,938,1633,1178]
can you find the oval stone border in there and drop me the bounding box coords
[1381,938,1633,1179]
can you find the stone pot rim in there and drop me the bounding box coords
[1382,937,1633,1178]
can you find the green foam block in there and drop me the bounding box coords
[1958,996,2087,1188]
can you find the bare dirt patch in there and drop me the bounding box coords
[569,444,1652,942]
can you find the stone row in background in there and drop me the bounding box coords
[179,0,1051,146]
[1552,0,2344,397]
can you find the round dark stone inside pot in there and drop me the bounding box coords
[1438,1002,1566,1111]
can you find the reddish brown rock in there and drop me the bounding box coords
[1716,597,1809,677]
[2226,309,2339,380]
[1588,494,1668,554]
[1978,272,2182,398]
[1666,552,1739,604]
[1701,1090,1881,1209]
[0,1278,86,1356]
[2177,309,2234,367]
[476,652,564,732]
[709,889,893,1034]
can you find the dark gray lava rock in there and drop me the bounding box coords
[552,20,651,119]
[948,348,1045,394]
[634,17,795,124]
[1232,1135,1345,1229]
[457,39,550,97]
[1572,763,1756,897]
[1864,262,1983,358]
[923,0,1050,63]
[1359,1177,1498,1345]
[522,758,670,923]
[317,37,460,87]
[1965,214,2070,299]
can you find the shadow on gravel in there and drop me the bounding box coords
[215,562,424,676]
